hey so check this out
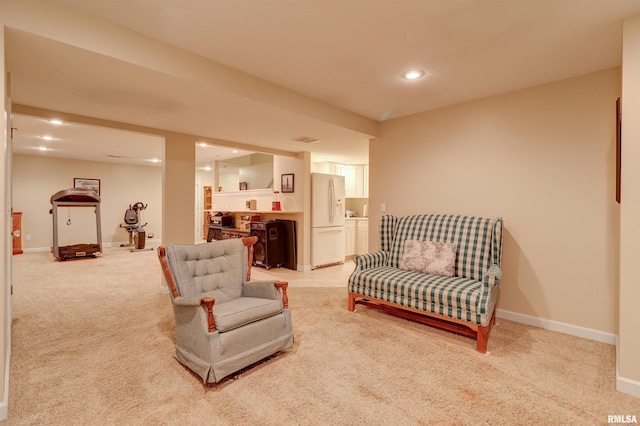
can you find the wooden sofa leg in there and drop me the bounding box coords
[477,326,488,354]
[477,309,497,353]
[348,293,356,312]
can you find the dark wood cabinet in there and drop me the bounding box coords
[12,212,23,255]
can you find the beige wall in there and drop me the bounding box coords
[162,134,195,245]
[620,16,640,387]
[12,155,162,249]
[371,68,621,334]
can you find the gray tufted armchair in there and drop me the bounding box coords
[157,236,293,383]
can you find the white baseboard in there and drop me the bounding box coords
[103,239,162,248]
[23,247,49,253]
[617,375,640,398]
[22,239,162,254]
[0,401,6,421]
[496,309,617,345]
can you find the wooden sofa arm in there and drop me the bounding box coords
[274,281,289,309]
[200,298,216,332]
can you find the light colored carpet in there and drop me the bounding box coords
[7,246,640,425]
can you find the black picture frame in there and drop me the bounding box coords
[281,173,294,193]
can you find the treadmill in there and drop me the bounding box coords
[50,188,102,260]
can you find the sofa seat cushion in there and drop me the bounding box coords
[214,297,283,333]
[349,266,482,315]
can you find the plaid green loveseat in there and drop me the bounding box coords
[348,214,503,353]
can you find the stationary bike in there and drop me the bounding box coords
[119,202,153,252]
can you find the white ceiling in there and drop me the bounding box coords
[7,0,640,168]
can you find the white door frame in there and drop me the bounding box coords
[2,71,13,420]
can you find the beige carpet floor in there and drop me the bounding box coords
[7,246,640,425]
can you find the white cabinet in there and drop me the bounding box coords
[346,218,368,257]
[363,165,369,198]
[356,218,369,255]
[353,166,364,198]
[312,161,338,175]
[346,167,359,197]
[345,219,357,257]
[336,164,367,198]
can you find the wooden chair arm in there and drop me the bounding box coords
[242,236,258,282]
[242,236,258,246]
[200,298,216,332]
[157,246,179,299]
[274,281,289,309]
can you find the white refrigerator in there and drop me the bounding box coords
[311,173,346,269]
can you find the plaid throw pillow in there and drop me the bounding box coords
[399,240,457,277]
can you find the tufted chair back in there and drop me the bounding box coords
[164,239,248,304]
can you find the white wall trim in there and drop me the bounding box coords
[23,247,51,253]
[617,375,640,398]
[496,309,617,345]
[22,239,163,253]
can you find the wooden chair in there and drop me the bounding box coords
[157,236,293,383]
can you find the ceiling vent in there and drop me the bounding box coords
[292,136,321,144]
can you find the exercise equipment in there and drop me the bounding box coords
[50,188,102,261]
[119,202,153,252]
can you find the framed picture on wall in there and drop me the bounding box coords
[74,178,101,195]
[281,173,294,193]
[239,182,248,191]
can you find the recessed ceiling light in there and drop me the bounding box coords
[403,70,425,80]
[37,146,49,151]
[41,135,54,141]
[149,158,161,163]
[232,150,238,154]
[48,119,64,125]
